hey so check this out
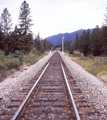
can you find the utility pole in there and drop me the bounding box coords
[62,36,64,54]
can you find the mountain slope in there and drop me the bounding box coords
[46,29,93,45]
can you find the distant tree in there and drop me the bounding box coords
[101,26,107,55]
[0,29,5,50]
[74,32,79,50]
[19,0,33,35]
[79,30,86,55]
[47,41,53,50]
[34,33,44,53]
[78,30,91,56]
[34,37,38,50]
[0,8,12,36]
[43,39,48,51]
[37,39,42,51]
[85,29,91,55]
[101,7,107,55]
[69,41,75,54]
[36,33,41,51]
[64,41,70,52]
[91,26,102,56]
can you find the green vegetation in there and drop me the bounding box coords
[59,7,107,82]
[22,53,43,66]
[69,25,107,57]
[56,8,107,57]
[0,49,49,82]
[0,1,53,82]
[70,51,107,82]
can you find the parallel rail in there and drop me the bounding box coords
[60,58,80,120]
[11,51,80,120]
[12,58,52,120]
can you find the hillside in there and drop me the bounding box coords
[46,29,93,45]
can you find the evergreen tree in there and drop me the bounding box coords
[47,41,53,50]
[91,26,102,56]
[34,33,44,53]
[64,41,70,52]
[0,8,12,36]
[0,29,5,50]
[69,41,75,54]
[74,32,79,50]
[101,7,107,55]
[101,26,107,55]
[79,30,86,54]
[43,39,48,51]
[85,29,91,55]
[69,41,72,54]
[34,37,38,50]
[36,33,41,51]
[19,1,33,35]
[79,30,91,56]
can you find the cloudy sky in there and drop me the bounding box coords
[0,0,106,38]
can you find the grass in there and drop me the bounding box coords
[72,57,94,71]
[67,51,107,82]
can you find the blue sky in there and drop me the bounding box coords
[0,0,106,38]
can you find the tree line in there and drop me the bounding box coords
[0,1,53,55]
[69,25,107,56]
[68,8,107,56]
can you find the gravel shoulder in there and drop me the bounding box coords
[59,52,107,119]
[0,52,53,111]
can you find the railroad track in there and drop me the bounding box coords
[0,51,94,120]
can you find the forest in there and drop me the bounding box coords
[0,1,53,81]
[55,7,107,57]
[0,1,53,55]
[0,0,107,81]
[55,24,107,57]
[69,25,107,56]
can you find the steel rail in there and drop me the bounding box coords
[60,58,81,120]
[11,54,53,120]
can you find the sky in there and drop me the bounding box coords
[0,0,107,38]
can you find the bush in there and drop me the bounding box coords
[22,55,37,65]
[73,51,84,57]
[101,57,107,65]
[12,50,24,63]
[31,48,37,55]
[0,50,5,61]
[0,61,7,69]
[6,58,20,69]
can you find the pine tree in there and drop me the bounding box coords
[0,29,5,50]
[19,1,33,35]
[34,37,38,50]
[101,26,107,55]
[74,32,79,50]
[69,41,75,54]
[101,7,107,55]
[91,26,101,56]
[0,8,12,36]
[43,39,48,51]
[85,29,91,55]
[79,31,86,54]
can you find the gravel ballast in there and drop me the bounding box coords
[0,51,107,119]
[0,52,53,112]
[59,52,107,119]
